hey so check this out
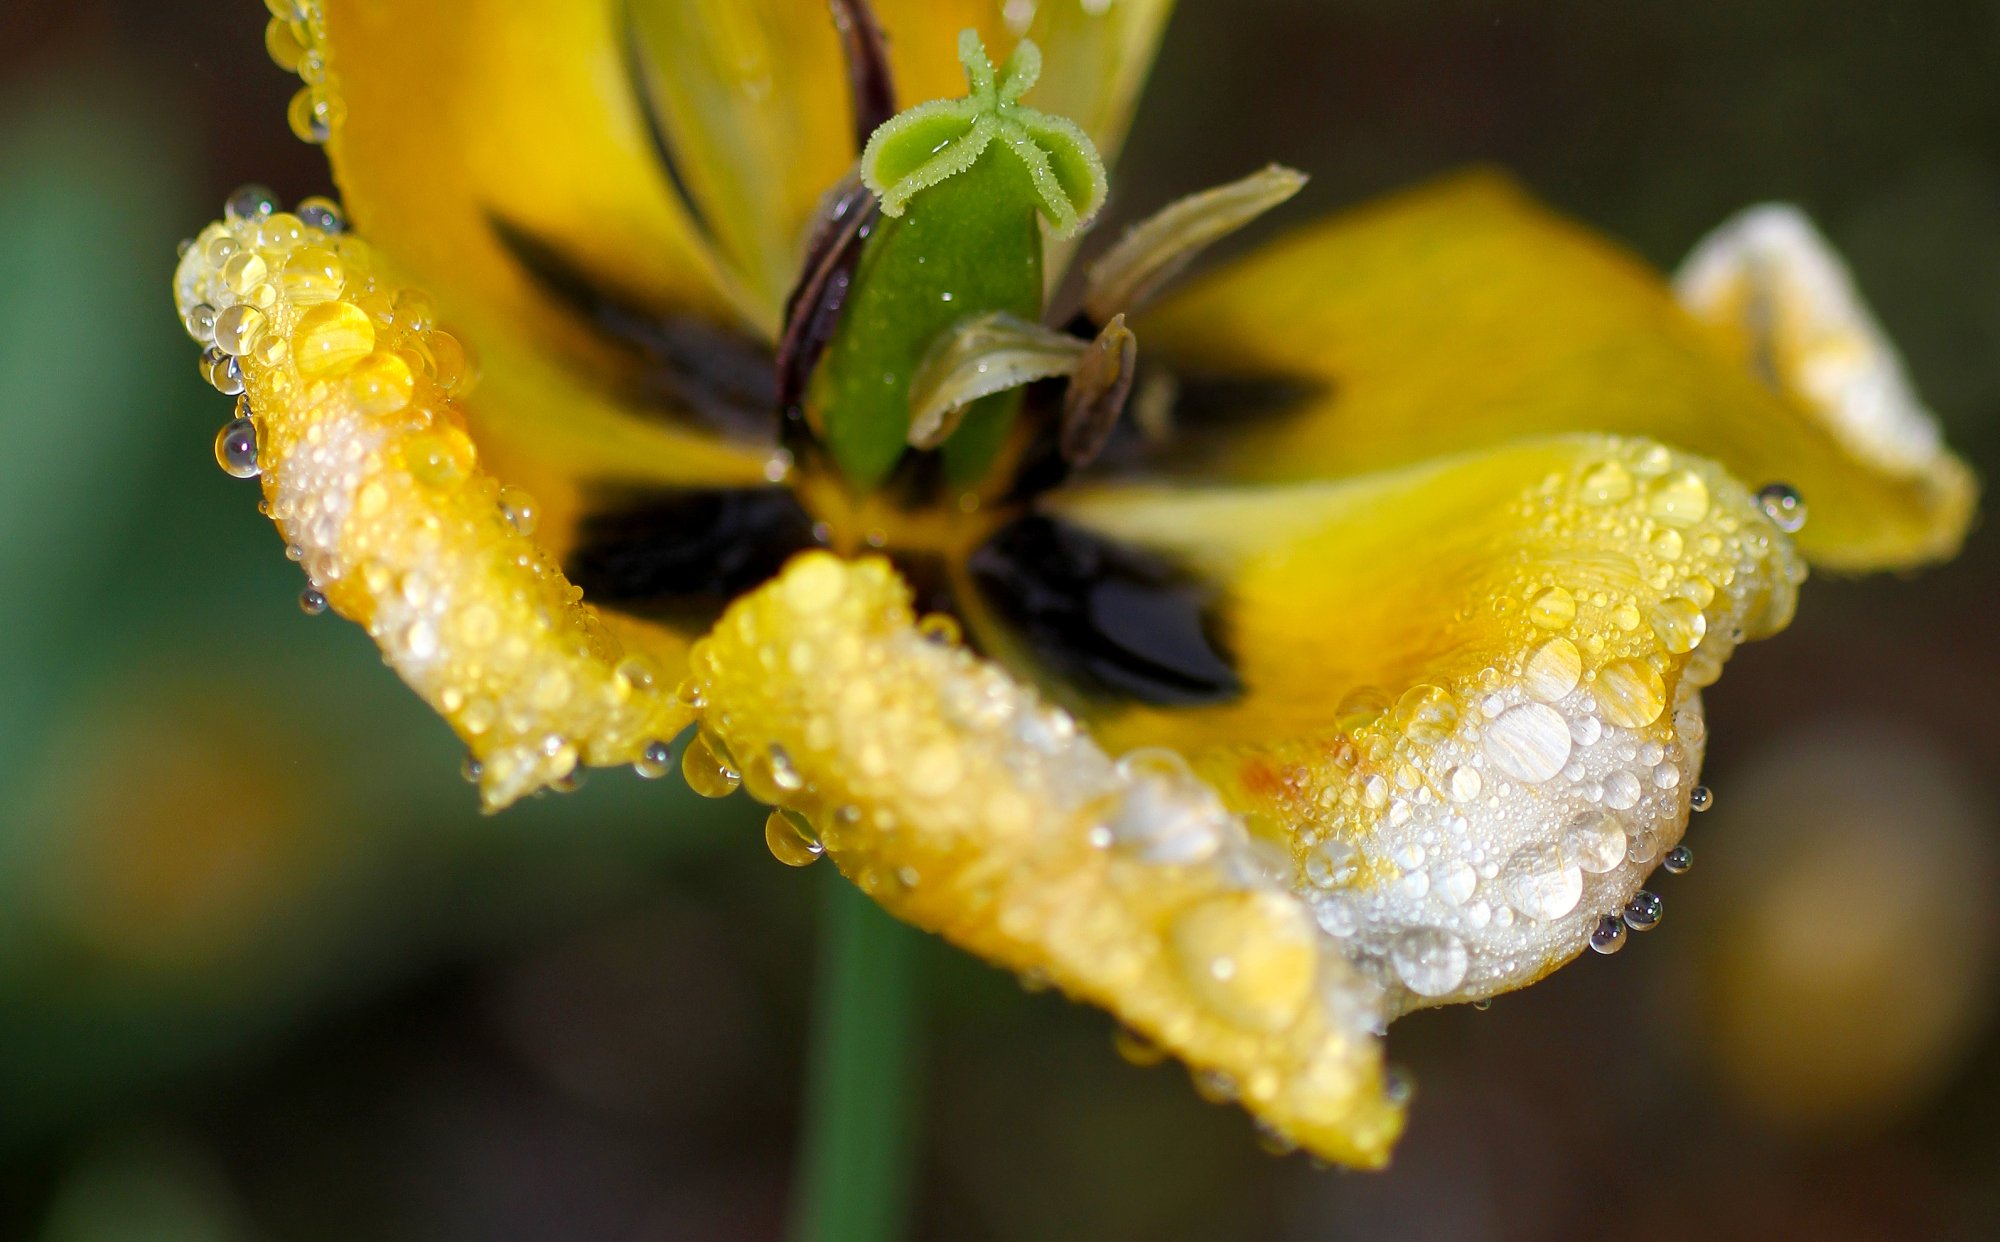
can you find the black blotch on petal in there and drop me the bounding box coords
[567,486,820,628]
[968,515,1243,706]
[488,214,777,442]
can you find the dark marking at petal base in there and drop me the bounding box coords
[567,486,820,627]
[1085,367,1331,480]
[968,516,1242,706]
[490,215,776,441]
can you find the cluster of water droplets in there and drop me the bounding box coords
[175,187,693,807]
[259,1,343,145]
[1247,440,1805,1016]
[679,552,1404,1162]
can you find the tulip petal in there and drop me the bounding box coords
[680,433,1802,1163]
[629,0,1173,320]
[175,210,695,809]
[682,553,1406,1167]
[1038,434,1801,1013]
[1131,173,1974,571]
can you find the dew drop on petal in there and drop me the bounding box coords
[1523,637,1582,701]
[1562,811,1627,874]
[214,416,260,478]
[1588,914,1628,954]
[1391,927,1468,997]
[1499,841,1583,922]
[764,808,825,867]
[1646,469,1710,527]
[1663,845,1694,874]
[681,733,741,798]
[1650,596,1708,654]
[1484,703,1572,783]
[1169,891,1316,1032]
[634,739,672,779]
[1623,889,1664,931]
[1755,481,1808,533]
[1689,784,1714,812]
[1528,586,1577,630]
[297,586,327,615]
[1596,659,1667,728]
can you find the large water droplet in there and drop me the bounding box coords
[634,739,672,779]
[1391,927,1468,997]
[1447,764,1483,802]
[1528,586,1577,630]
[1562,811,1627,874]
[1523,637,1582,702]
[1484,703,1572,783]
[1302,837,1358,888]
[1650,596,1707,654]
[214,416,260,478]
[1499,842,1582,921]
[1588,914,1627,954]
[1106,748,1228,864]
[1662,845,1694,874]
[1169,891,1316,1032]
[1596,659,1667,728]
[1646,470,1710,527]
[765,809,824,867]
[1622,889,1664,931]
[681,733,740,798]
[1689,784,1714,812]
[1755,481,1807,533]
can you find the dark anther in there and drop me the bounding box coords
[566,486,821,627]
[490,215,776,441]
[968,516,1243,706]
[1059,314,1137,469]
[828,0,897,148]
[774,175,880,464]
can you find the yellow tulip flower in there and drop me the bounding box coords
[173,0,1973,1171]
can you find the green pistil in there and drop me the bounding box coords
[811,32,1108,494]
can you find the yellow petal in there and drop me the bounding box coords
[630,0,1173,320]
[684,422,1802,1160]
[683,552,1406,1167]
[1035,434,1799,1018]
[291,0,780,525]
[175,210,692,809]
[1132,173,1974,572]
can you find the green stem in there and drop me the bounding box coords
[789,871,923,1242]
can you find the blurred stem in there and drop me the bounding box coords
[790,870,923,1242]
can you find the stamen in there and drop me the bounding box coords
[1084,164,1308,322]
[1060,314,1137,468]
[907,312,1089,449]
[827,0,896,149]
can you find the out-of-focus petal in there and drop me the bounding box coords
[1131,174,1974,572]
[630,0,1174,319]
[175,210,693,809]
[682,552,1406,1166]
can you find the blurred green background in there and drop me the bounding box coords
[3,1,1998,1238]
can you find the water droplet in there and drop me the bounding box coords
[225,183,278,223]
[1755,482,1807,533]
[1447,764,1483,802]
[460,753,482,784]
[1649,596,1707,654]
[1484,703,1572,783]
[1522,637,1582,701]
[183,302,217,344]
[1472,998,1493,1012]
[764,809,824,867]
[1499,841,1582,921]
[214,416,260,478]
[1650,527,1684,560]
[681,733,740,798]
[499,486,539,536]
[1595,659,1666,728]
[298,586,327,615]
[1435,858,1478,905]
[1562,811,1627,873]
[1689,784,1714,812]
[1603,769,1642,810]
[1588,914,1627,954]
[1169,891,1316,1032]
[1303,837,1358,888]
[292,300,376,376]
[1528,585,1577,630]
[1622,889,1664,931]
[1662,844,1693,874]
[635,739,672,779]
[1106,749,1228,864]
[1395,684,1460,743]
[1577,460,1634,505]
[1391,927,1468,997]
[1113,1026,1168,1067]
[1646,470,1711,527]
[297,195,346,233]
